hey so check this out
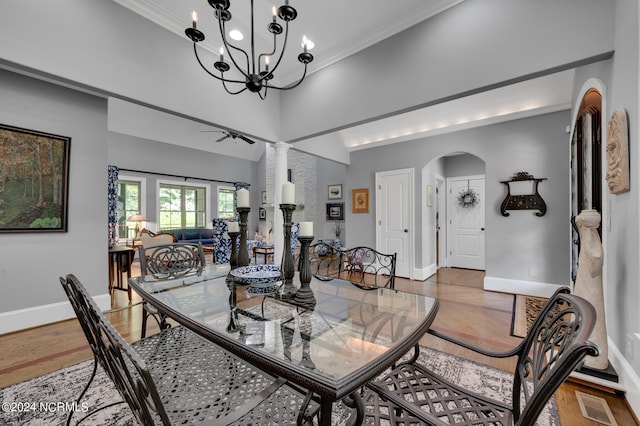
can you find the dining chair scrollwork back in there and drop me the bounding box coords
[138,242,204,338]
[307,241,342,279]
[60,274,319,426]
[365,287,599,425]
[339,246,397,289]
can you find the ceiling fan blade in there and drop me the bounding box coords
[216,135,229,142]
[238,135,256,144]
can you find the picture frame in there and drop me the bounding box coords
[259,207,266,220]
[261,190,267,204]
[352,188,369,213]
[326,202,344,220]
[328,184,342,200]
[0,124,71,233]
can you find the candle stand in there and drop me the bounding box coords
[295,235,316,306]
[279,203,297,299]
[237,207,250,267]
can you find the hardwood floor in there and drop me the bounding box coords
[1,266,637,425]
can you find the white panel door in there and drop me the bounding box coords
[376,169,414,278]
[447,176,485,270]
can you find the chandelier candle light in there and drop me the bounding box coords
[279,182,296,298]
[236,188,250,267]
[185,0,314,99]
[295,221,316,306]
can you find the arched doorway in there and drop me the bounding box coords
[423,152,486,277]
[570,86,603,282]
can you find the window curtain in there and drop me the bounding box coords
[108,165,119,247]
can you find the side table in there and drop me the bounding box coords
[108,246,135,303]
[253,245,275,264]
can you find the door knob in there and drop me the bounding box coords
[404,229,408,233]
[481,228,485,231]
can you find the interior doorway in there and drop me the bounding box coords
[446,175,486,270]
[423,153,486,275]
[570,87,602,282]
[435,175,446,268]
[376,168,414,278]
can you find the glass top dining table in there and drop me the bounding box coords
[129,264,439,425]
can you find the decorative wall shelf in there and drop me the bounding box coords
[500,172,547,217]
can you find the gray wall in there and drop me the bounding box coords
[108,132,261,232]
[0,0,280,142]
[315,157,347,243]
[0,69,108,312]
[599,0,640,374]
[281,0,614,142]
[346,109,571,285]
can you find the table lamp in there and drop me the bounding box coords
[127,214,147,237]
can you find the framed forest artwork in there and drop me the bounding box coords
[0,124,71,232]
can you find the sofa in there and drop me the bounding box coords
[165,227,215,246]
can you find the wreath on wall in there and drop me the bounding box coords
[457,188,479,208]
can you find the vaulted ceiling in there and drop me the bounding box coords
[109,0,576,162]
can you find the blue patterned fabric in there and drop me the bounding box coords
[290,223,299,255]
[107,165,119,247]
[212,218,235,264]
[212,218,267,264]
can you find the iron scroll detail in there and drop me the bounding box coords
[500,172,547,217]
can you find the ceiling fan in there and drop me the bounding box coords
[201,130,256,145]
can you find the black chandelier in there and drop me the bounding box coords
[185,0,314,99]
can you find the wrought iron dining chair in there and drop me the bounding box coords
[339,246,397,289]
[138,242,204,338]
[365,287,599,425]
[60,274,319,426]
[307,241,342,279]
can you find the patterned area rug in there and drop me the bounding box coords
[1,343,559,426]
[511,294,549,338]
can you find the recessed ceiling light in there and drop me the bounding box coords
[301,35,314,50]
[229,29,243,41]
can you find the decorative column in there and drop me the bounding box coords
[273,142,291,264]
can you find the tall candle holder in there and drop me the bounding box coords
[279,203,296,299]
[236,207,250,267]
[295,235,316,306]
[225,231,239,283]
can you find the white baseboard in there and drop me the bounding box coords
[604,338,640,418]
[0,294,111,335]
[483,276,566,297]
[414,263,437,281]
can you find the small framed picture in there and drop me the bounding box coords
[352,188,369,213]
[259,207,266,220]
[328,184,342,200]
[261,191,267,204]
[326,203,344,220]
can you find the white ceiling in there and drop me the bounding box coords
[111,0,575,160]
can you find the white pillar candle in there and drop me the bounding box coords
[237,188,250,207]
[282,182,295,204]
[299,221,313,237]
[227,222,240,233]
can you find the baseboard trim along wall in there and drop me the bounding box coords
[483,276,566,297]
[0,294,111,334]
[415,263,437,281]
